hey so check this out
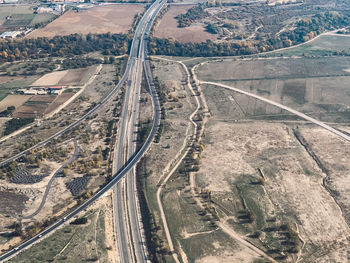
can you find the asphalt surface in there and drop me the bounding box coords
[113,1,167,262]
[0,0,164,261]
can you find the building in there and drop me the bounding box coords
[36,7,54,13]
[0,31,22,39]
[48,86,63,95]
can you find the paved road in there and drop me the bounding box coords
[0,1,164,261]
[112,0,167,262]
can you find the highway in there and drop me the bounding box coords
[0,0,164,261]
[113,0,166,262]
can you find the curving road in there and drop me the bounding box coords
[22,139,80,220]
[0,0,164,261]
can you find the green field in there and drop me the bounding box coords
[3,14,35,27]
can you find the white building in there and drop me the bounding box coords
[0,31,22,39]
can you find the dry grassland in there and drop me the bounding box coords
[154,5,217,43]
[28,4,144,38]
[146,59,196,183]
[298,126,350,224]
[197,118,350,262]
[0,95,31,111]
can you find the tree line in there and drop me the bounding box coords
[149,11,350,57]
[0,33,131,63]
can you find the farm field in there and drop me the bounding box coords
[0,95,30,112]
[196,57,350,123]
[0,5,55,31]
[31,66,97,87]
[154,5,216,43]
[271,34,350,57]
[0,75,39,102]
[28,4,145,38]
[12,93,75,118]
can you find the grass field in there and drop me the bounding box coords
[0,76,39,104]
[28,4,144,38]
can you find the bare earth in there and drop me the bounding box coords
[31,70,67,87]
[0,95,31,112]
[154,5,217,43]
[197,120,350,262]
[28,4,145,38]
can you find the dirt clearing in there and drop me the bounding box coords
[154,5,217,43]
[28,4,145,38]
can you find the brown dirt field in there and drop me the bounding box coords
[0,95,31,111]
[154,5,217,43]
[31,70,67,87]
[44,92,74,115]
[58,66,95,86]
[28,95,56,103]
[0,191,29,215]
[27,4,145,38]
[13,104,47,118]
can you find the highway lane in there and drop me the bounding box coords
[0,58,161,262]
[113,0,167,262]
[0,0,164,261]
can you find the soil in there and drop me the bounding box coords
[154,5,217,43]
[44,93,74,116]
[27,4,145,38]
[0,95,31,112]
[31,70,67,87]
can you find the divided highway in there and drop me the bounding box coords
[0,0,165,261]
[113,0,167,262]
